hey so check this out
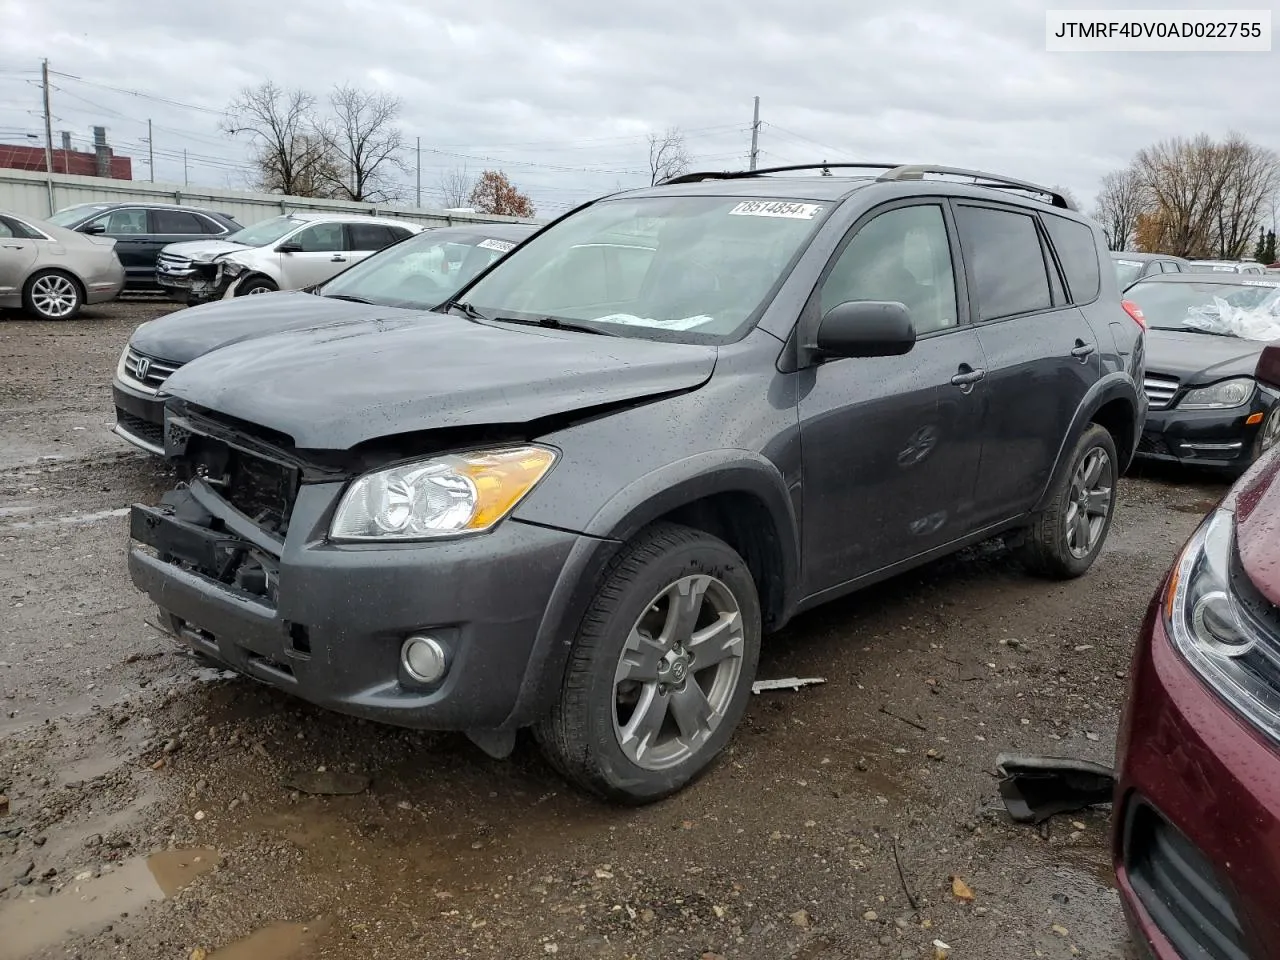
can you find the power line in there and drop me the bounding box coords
[48,70,224,116]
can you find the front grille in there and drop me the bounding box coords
[1144,374,1180,410]
[156,253,194,276]
[221,449,297,534]
[1125,802,1247,960]
[123,347,182,391]
[117,411,164,448]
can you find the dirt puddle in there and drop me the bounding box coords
[0,848,219,960]
[207,919,331,960]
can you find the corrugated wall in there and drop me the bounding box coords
[0,168,545,228]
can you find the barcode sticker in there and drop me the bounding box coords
[728,200,823,220]
[477,238,516,253]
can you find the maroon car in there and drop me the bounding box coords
[1114,344,1280,959]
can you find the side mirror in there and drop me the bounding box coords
[276,241,303,254]
[83,223,106,235]
[815,300,916,358]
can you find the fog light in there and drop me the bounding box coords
[401,635,448,684]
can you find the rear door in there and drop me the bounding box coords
[147,209,210,282]
[0,215,39,298]
[954,202,1100,526]
[798,199,988,594]
[279,221,349,288]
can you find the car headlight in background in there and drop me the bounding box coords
[1178,377,1255,410]
[329,445,557,541]
[1166,507,1280,741]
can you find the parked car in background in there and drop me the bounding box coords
[1189,259,1270,275]
[45,202,241,289]
[112,222,538,454]
[154,213,426,304]
[1111,251,1192,291]
[1124,272,1280,472]
[125,163,1144,803]
[0,209,125,320]
[1114,351,1280,957]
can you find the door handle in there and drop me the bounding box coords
[0,243,24,249]
[951,366,986,387]
[330,255,347,262]
[1070,340,1096,361]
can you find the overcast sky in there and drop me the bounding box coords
[1,0,1276,217]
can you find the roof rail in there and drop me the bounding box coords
[875,165,1073,209]
[660,163,903,185]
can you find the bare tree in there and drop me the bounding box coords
[647,127,692,185]
[468,170,536,217]
[1092,168,1146,251]
[1213,134,1280,258]
[319,84,407,203]
[439,165,474,208]
[222,81,336,197]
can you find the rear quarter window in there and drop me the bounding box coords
[1043,214,1101,302]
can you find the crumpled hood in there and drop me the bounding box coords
[160,239,253,262]
[1233,449,1280,607]
[130,292,419,364]
[1144,328,1266,382]
[161,309,718,450]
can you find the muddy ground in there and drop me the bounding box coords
[0,301,1228,960]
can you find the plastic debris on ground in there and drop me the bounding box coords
[993,753,1116,824]
[751,677,826,694]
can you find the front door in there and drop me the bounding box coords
[279,221,349,289]
[798,200,988,596]
[86,208,150,285]
[951,202,1101,525]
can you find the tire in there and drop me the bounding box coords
[1017,423,1119,579]
[1252,404,1280,463]
[23,270,83,320]
[237,276,277,296]
[535,522,762,804]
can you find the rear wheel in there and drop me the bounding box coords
[1018,423,1118,579]
[237,276,277,296]
[535,523,761,804]
[23,270,82,320]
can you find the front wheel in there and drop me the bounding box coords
[535,523,761,804]
[237,276,278,296]
[1017,423,1119,579]
[1252,405,1280,463]
[23,270,82,320]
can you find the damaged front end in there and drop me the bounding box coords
[155,255,240,304]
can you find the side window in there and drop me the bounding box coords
[0,218,14,239]
[1043,214,1101,302]
[196,215,227,235]
[1160,261,1179,274]
[292,222,346,252]
[387,226,414,242]
[955,206,1052,321]
[348,223,394,251]
[93,209,148,235]
[150,210,205,235]
[819,204,958,335]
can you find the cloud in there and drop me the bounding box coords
[1,0,1275,214]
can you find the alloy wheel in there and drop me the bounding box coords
[1064,446,1113,559]
[30,274,79,319]
[612,574,746,771]
[1261,408,1280,454]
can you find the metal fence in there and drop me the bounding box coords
[0,168,543,228]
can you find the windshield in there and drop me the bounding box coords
[320,231,524,308]
[1126,279,1280,336]
[223,216,305,247]
[460,195,830,342]
[46,204,111,227]
[1113,258,1145,289]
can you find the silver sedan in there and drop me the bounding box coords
[0,210,126,320]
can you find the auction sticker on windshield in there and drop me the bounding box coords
[729,200,823,219]
[477,238,517,253]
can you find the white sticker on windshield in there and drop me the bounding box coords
[728,200,823,220]
[1242,280,1280,287]
[477,238,516,253]
[594,313,715,331]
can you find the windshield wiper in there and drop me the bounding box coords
[492,315,616,336]
[324,294,373,304]
[443,299,490,322]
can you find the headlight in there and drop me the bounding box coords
[1166,507,1280,740]
[329,445,557,541]
[1177,377,1255,410]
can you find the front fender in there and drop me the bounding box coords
[1034,373,1141,512]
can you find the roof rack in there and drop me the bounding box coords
[660,162,1074,210]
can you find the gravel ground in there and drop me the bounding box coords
[0,301,1230,960]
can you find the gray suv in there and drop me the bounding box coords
[126,163,1145,804]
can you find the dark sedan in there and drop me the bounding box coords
[1111,251,1193,291]
[46,202,241,288]
[112,222,538,454]
[1125,272,1280,472]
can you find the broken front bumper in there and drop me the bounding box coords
[127,479,583,731]
[155,262,235,303]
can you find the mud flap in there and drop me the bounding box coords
[995,752,1116,823]
[467,728,517,760]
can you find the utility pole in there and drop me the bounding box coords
[146,118,154,181]
[183,149,189,186]
[748,96,760,171]
[40,59,55,214]
[416,136,421,208]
